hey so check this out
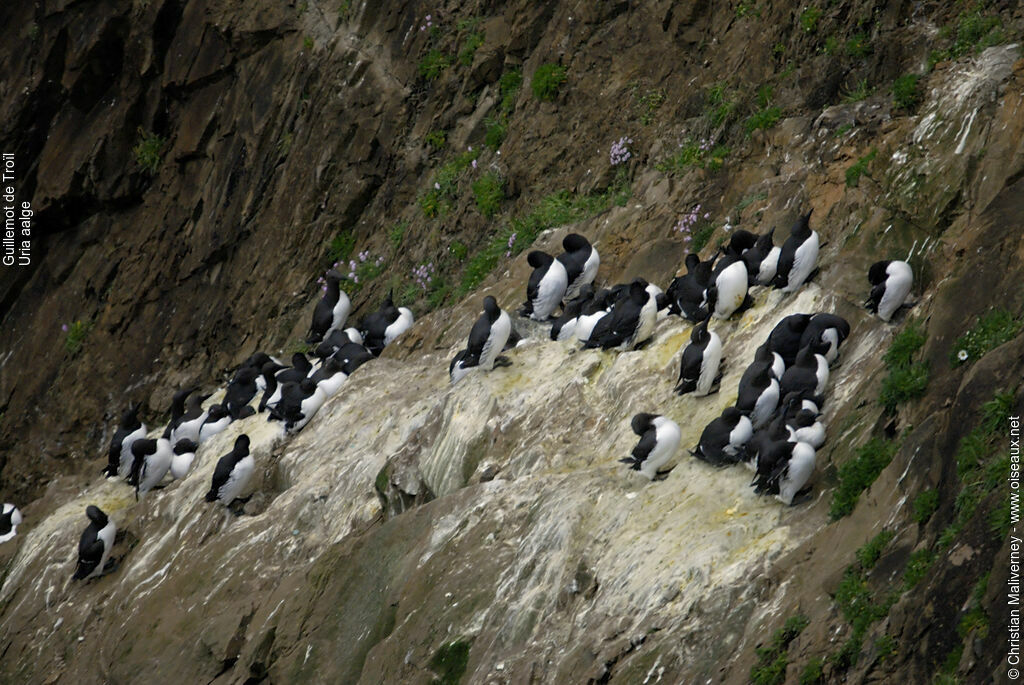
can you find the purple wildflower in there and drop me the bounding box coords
[609,136,633,166]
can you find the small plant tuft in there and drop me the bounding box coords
[846,32,872,58]
[799,657,824,684]
[879,322,930,412]
[800,7,822,33]
[531,63,567,101]
[892,73,922,111]
[856,529,895,569]
[750,614,810,685]
[830,437,898,519]
[498,69,523,113]
[419,49,451,80]
[874,634,897,661]
[424,130,447,150]
[902,548,935,589]
[950,308,1022,366]
[845,148,877,188]
[912,489,939,524]
[842,78,872,103]
[471,171,505,219]
[634,87,666,125]
[429,639,472,685]
[63,320,93,355]
[458,31,485,66]
[326,230,356,263]
[133,129,167,174]
[657,138,730,175]
[388,221,407,250]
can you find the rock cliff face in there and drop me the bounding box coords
[1,1,1022,683]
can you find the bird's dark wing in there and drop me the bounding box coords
[466,314,492,357]
[630,428,658,466]
[73,530,104,579]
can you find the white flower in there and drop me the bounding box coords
[957,349,968,361]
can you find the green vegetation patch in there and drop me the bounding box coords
[830,437,899,519]
[430,639,472,685]
[912,489,939,524]
[133,129,167,174]
[484,69,522,151]
[799,656,824,684]
[419,49,451,80]
[892,73,922,111]
[457,172,630,297]
[750,614,810,685]
[326,230,356,263]
[419,148,480,218]
[941,390,1016,547]
[498,69,522,113]
[64,320,93,355]
[457,31,485,66]
[846,32,872,58]
[425,130,447,150]
[471,171,504,218]
[828,529,909,671]
[632,85,666,125]
[845,148,877,188]
[531,63,567,101]
[856,529,895,569]
[842,78,872,103]
[656,139,730,175]
[879,321,930,412]
[902,548,935,589]
[705,82,739,128]
[950,308,1022,366]
[800,7,821,33]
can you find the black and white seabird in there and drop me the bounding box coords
[520,251,568,321]
[772,210,818,293]
[691,407,753,466]
[268,378,327,433]
[169,439,199,480]
[557,233,600,302]
[779,346,826,399]
[130,438,174,498]
[198,404,232,443]
[666,254,714,322]
[752,440,816,505]
[73,505,117,580]
[582,280,657,351]
[104,404,147,479]
[306,270,351,344]
[260,353,313,413]
[550,284,595,342]
[710,253,750,320]
[620,413,682,479]
[674,318,723,396]
[205,435,254,506]
[310,356,348,397]
[169,390,212,444]
[866,260,913,322]
[787,409,826,449]
[0,504,22,543]
[741,228,777,286]
[162,387,196,440]
[224,366,260,420]
[736,362,780,429]
[766,314,812,367]
[361,292,415,356]
[800,313,851,365]
[450,296,513,383]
